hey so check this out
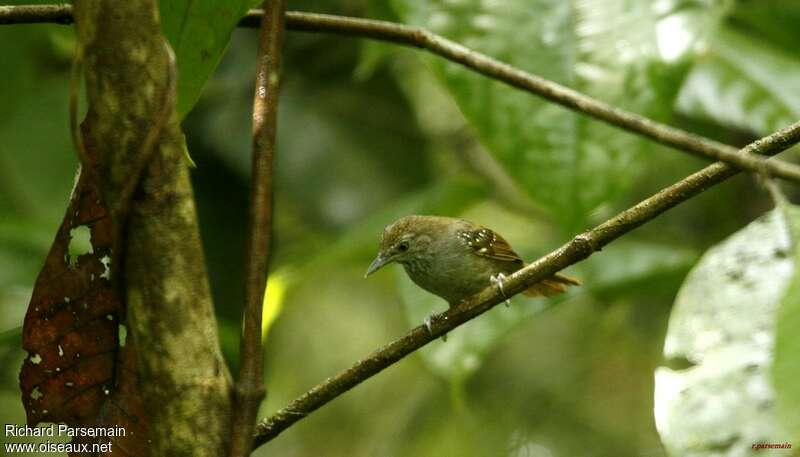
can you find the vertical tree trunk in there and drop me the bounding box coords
[74,1,232,455]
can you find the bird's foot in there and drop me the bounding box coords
[423,314,447,342]
[490,273,511,307]
[423,315,433,334]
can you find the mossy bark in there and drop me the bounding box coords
[73,1,232,455]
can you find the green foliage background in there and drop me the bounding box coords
[1,0,799,456]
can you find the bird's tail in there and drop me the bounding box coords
[522,273,580,297]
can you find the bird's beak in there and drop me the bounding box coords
[365,253,392,277]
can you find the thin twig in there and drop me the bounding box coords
[270,11,800,183]
[5,5,800,182]
[228,1,285,456]
[252,120,800,447]
[0,3,71,24]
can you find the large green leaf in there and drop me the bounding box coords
[772,202,800,445]
[581,239,697,297]
[676,25,800,136]
[0,21,78,333]
[655,207,799,456]
[391,0,729,229]
[159,0,259,117]
[726,0,800,54]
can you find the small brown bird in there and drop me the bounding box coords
[365,215,579,330]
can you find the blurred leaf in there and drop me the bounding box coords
[159,0,259,117]
[654,207,796,456]
[194,29,432,232]
[727,0,800,53]
[262,270,289,341]
[218,319,242,374]
[0,327,21,348]
[676,25,800,136]
[355,1,401,80]
[583,240,698,297]
[392,0,729,229]
[772,202,800,445]
[355,39,395,82]
[0,22,79,348]
[0,46,76,226]
[292,179,487,274]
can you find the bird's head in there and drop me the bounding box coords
[364,215,436,277]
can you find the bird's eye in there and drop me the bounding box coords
[397,241,409,252]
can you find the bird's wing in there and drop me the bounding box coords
[456,227,523,263]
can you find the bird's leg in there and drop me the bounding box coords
[491,273,511,307]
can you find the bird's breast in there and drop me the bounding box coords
[401,249,515,306]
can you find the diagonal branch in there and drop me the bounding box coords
[252,119,800,448]
[4,5,800,182]
[0,3,72,24]
[228,1,285,456]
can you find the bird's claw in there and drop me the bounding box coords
[491,273,511,307]
[423,315,433,334]
[423,314,447,342]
